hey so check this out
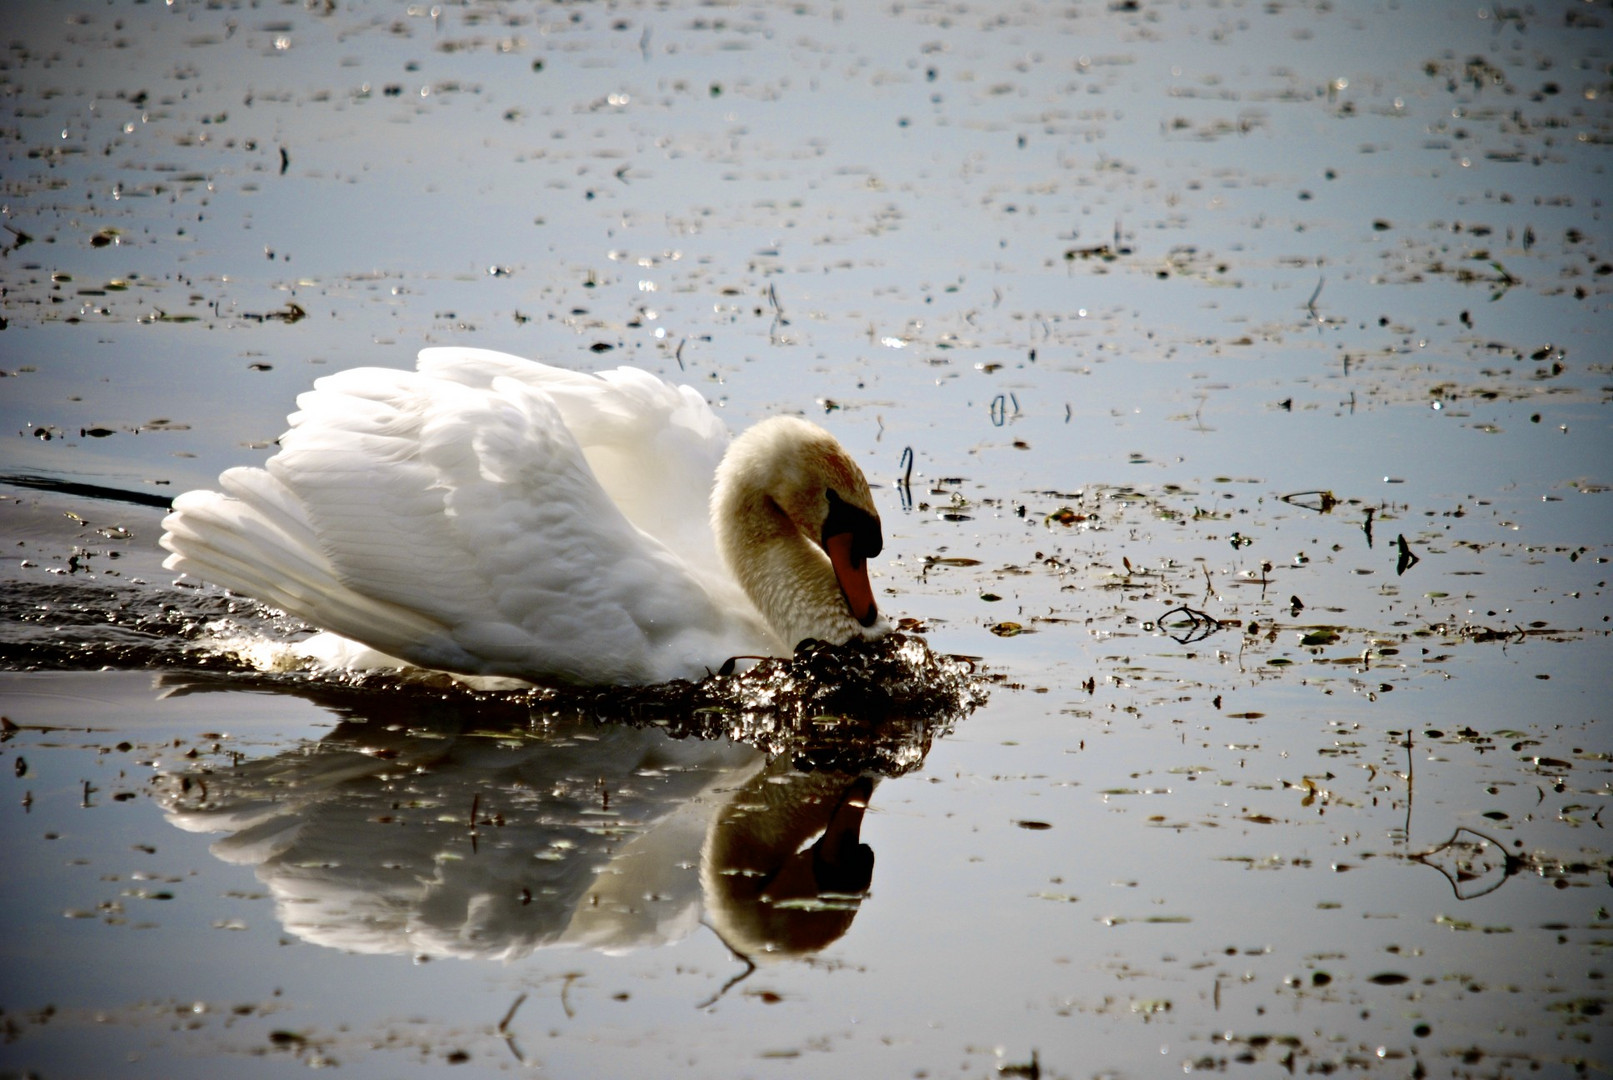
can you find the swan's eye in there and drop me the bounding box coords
[823,489,883,560]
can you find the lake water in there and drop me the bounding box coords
[3,1,1610,1076]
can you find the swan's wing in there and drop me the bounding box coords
[162,366,762,684]
[417,348,730,569]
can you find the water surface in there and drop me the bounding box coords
[3,1,1609,1076]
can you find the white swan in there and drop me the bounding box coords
[158,347,886,685]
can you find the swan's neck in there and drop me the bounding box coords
[712,488,860,652]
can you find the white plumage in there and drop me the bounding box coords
[160,348,886,685]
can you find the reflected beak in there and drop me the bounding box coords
[824,531,879,627]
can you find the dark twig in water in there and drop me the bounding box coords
[715,653,766,677]
[767,282,788,343]
[0,472,175,509]
[1159,605,1223,645]
[1402,727,1414,844]
[897,446,914,511]
[694,940,757,1011]
[1279,489,1338,514]
[2,223,35,254]
[1305,275,1325,326]
[989,394,1019,427]
[498,992,527,1034]
[498,992,527,1063]
[1409,826,1526,901]
[496,992,529,1038]
[1395,533,1420,575]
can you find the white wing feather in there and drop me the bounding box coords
[416,348,729,567]
[161,350,776,684]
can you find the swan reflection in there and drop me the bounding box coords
[155,669,942,964]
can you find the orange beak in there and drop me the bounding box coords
[824,531,878,627]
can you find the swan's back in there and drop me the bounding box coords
[416,348,730,569]
[161,349,774,684]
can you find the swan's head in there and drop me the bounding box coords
[713,416,884,633]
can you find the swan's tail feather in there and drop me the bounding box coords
[160,477,454,666]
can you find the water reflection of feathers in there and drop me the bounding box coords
[154,684,897,964]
